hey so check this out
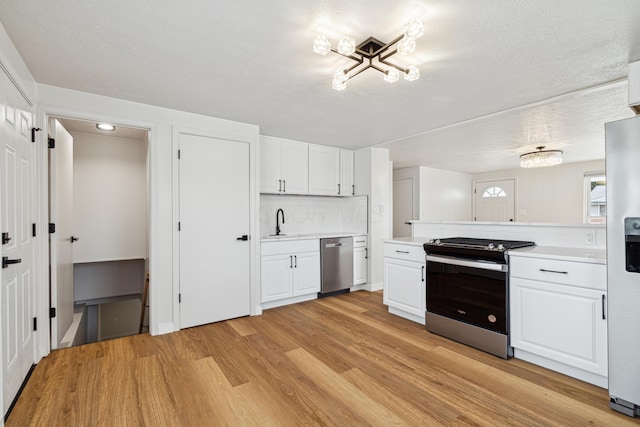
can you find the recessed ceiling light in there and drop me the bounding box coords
[96,123,116,131]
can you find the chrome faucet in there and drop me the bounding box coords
[276,209,285,235]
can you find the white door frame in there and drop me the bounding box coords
[472,177,518,222]
[171,126,260,330]
[34,106,154,358]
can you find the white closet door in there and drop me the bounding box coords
[178,133,250,329]
[1,72,36,410]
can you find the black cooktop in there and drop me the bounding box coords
[423,237,535,263]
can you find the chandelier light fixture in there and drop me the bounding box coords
[520,146,563,168]
[313,18,424,90]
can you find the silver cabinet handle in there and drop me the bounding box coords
[602,295,606,320]
[422,265,425,282]
[294,255,297,268]
[539,269,568,274]
[283,180,286,192]
[278,179,282,192]
[338,183,341,195]
[396,250,410,254]
[289,255,293,268]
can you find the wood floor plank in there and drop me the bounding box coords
[7,290,640,426]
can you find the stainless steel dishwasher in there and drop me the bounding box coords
[320,237,353,296]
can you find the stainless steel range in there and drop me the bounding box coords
[423,237,535,359]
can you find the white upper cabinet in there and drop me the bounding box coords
[309,144,340,196]
[260,136,308,194]
[340,149,354,196]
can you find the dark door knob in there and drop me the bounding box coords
[2,232,11,245]
[236,235,249,241]
[70,236,79,242]
[2,257,22,269]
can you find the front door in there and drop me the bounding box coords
[474,179,516,222]
[178,133,251,329]
[1,69,36,411]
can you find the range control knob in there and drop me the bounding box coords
[488,243,495,250]
[435,239,441,245]
[497,244,505,251]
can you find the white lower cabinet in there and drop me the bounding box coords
[383,242,426,324]
[509,255,607,387]
[261,239,320,308]
[353,236,368,286]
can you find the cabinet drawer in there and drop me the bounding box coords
[509,256,606,290]
[353,235,367,248]
[261,239,319,256]
[384,242,425,263]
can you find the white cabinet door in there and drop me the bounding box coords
[354,247,368,285]
[340,149,354,196]
[259,137,282,193]
[383,257,425,317]
[309,145,340,195]
[511,277,608,376]
[281,141,308,194]
[261,254,294,302]
[293,251,321,296]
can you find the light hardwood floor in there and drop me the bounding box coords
[7,291,640,426]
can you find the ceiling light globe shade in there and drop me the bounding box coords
[337,37,356,56]
[313,35,331,55]
[397,37,416,55]
[520,148,563,168]
[404,66,420,81]
[384,68,400,83]
[334,68,348,83]
[96,123,116,131]
[404,18,425,39]
[332,78,347,91]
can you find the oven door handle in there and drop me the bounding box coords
[426,255,508,272]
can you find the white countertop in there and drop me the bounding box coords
[383,236,433,247]
[508,245,606,264]
[261,232,366,242]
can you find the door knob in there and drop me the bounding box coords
[2,232,11,245]
[70,236,79,242]
[2,256,22,269]
[236,235,249,241]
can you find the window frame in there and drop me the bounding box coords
[583,171,606,224]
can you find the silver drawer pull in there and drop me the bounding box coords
[396,250,410,254]
[539,268,568,274]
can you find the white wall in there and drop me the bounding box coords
[472,159,605,224]
[356,148,392,291]
[37,84,260,336]
[260,195,367,236]
[72,132,147,262]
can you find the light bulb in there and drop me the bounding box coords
[332,78,347,91]
[337,37,356,56]
[313,35,331,55]
[404,18,424,39]
[404,66,420,81]
[397,37,416,55]
[334,68,348,83]
[384,68,400,83]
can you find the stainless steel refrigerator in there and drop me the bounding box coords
[605,115,640,417]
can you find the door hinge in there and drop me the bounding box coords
[33,317,37,331]
[31,127,41,143]
[32,223,36,237]
[178,149,181,159]
[50,307,56,318]
[48,137,55,149]
[48,223,56,233]
[179,293,182,303]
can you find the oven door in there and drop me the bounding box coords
[426,255,508,334]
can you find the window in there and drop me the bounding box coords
[482,186,506,198]
[584,172,606,224]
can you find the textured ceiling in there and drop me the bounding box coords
[1,0,639,173]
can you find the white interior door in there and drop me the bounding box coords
[393,177,414,237]
[48,118,74,348]
[1,71,36,410]
[474,179,516,222]
[179,133,250,329]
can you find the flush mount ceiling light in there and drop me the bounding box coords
[96,123,116,131]
[313,18,424,90]
[520,146,563,168]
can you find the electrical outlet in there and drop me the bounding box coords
[586,231,594,245]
